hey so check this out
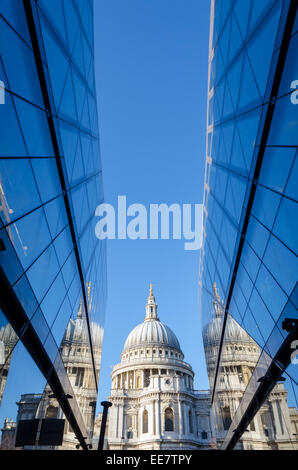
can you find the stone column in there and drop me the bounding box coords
[156,397,161,437]
[178,399,184,435]
[149,401,154,435]
[152,401,156,435]
[270,400,283,437]
[183,402,188,436]
[133,370,136,389]
[114,404,119,438]
[209,409,216,441]
[118,403,124,440]
[192,406,197,435]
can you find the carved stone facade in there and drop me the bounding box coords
[106,286,214,450]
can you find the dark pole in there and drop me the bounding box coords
[98,401,112,450]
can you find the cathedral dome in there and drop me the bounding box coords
[123,319,181,352]
[123,285,182,353]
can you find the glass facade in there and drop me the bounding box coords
[0,0,106,450]
[200,0,298,449]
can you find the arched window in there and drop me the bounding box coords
[188,409,193,434]
[222,406,232,431]
[142,409,148,434]
[45,405,58,419]
[165,408,174,432]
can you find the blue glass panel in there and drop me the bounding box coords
[0,80,27,157]
[259,147,296,194]
[248,287,275,339]
[255,264,288,322]
[246,216,270,260]
[230,122,248,173]
[0,0,32,45]
[59,122,80,184]
[216,246,230,295]
[40,272,66,327]
[0,18,44,106]
[228,12,243,64]
[70,141,85,184]
[229,296,243,326]
[252,185,281,231]
[72,67,86,122]
[73,30,86,77]
[237,107,261,173]
[58,68,78,121]
[246,2,282,98]
[26,244,60,304]
[242,307,265,348]
[9,207,51,271]
[285,153,297,201]
[237,51,261,111]
[263,234,297,297]
[14,97,54,157]
[221,214,237,262]
[31,158,62,203]
[61,250,77,290]
[53,226,73,267]
[278,24,298,98]
[232,280,248,319]
[0,226,23,285]
[248,0,274,34]
[63,0,80,52]
[38,0,68,44]
[0,158,41,223]
[30,308,51,344]
[226,53,243,113]
[224,172,247,223]
[44,196,68,239]
[241,241,261,285]
[51,295,72,347]
[39,16,69,111]
[233,0,251,40]
[268,94,298,147]
[219,15,232,70]
[273,197,297,254]
[236,264,254,303]
[13,274,39,320]
[221,120,235,164]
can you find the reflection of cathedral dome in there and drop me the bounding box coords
[203,314,256,347]
[202,283,256,348]
[123,284,181,353]
[64,317,103,346]
[123,320,181,352]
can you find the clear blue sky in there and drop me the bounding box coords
[94,0,211,408]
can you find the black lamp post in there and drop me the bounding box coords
[98,401,112,450]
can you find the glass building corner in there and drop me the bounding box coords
[200,0,298,450]
[0,0,106,450]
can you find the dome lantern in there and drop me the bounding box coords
[144,284,159,321]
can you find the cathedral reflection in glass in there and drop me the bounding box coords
[0,0,106,450]
[200,0,298,450]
